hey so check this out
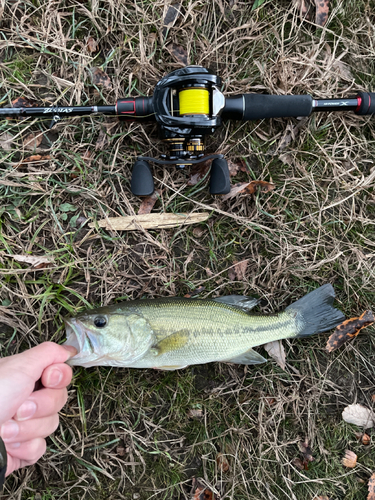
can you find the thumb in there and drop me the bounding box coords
[0,342,77,425]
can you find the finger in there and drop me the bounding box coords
[1,414,59,444]
[5,438,46,476]
[41,362,73,390]
[14,387,68,422]
[0,343,76,424]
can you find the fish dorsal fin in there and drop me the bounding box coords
[224,348,267,365]
[213,295,259,312]
[152,329,189,356]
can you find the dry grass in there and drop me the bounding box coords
[0,0,375,499]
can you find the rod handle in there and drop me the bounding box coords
[355,91,375,115]
[223,94,313,121]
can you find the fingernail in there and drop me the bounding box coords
[1,420,19,441]
[15,400,37,421]
[46,368,63,387]
[61,345,78,358]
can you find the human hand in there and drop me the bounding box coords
[0,342,77,476]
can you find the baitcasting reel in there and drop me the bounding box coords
[1,65,375,196]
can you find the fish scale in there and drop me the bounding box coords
[64,285,345,370]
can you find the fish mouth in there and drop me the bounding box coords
[63,318,91,365]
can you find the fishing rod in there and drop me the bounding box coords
[1,66,374,196]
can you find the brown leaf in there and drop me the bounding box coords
[299,438,315,463]
[163,3,181,29]
[368,472,375,500]
[23,133,43,150]
[342,450,357,468]
[315,0,329,27]
[187,161,210,186]
[187,408,203,419]
[87,36,98,53]
[326,310,374,352]
[291,457,306,470]
[233,259,248,281]
[137,190,161,215]
[91,67,112,89]
[354,432,371,446]
[11,96,38,108]
[264,340,286,370]
[0,132,14,151]
[227,160,241,177]
[315,496,330,500]
[216,453,230,473]
[89,212,210,231]
[184,286,205,298]
[15,154,51,168]
[12,254,55,269]
[166,43,188,66]
[95,127,110,150]
[116,446,125,457]
[191,478,219,500]
[222,180,275,201]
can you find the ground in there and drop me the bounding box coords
[0,0,375,499]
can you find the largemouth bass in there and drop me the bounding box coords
[64,284,344,370]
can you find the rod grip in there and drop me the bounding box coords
[355,91,375,115]
[242,94,313,120]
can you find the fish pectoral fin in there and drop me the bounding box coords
[152,329,189,356]
[224,348,267,365]
[213,295,259,312]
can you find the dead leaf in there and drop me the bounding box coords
[354,432,371,446]
[315,0,329,27]
[291,457,306,470]
[342,450,357,468]
[326,310,374,352]
[95,127,110,150]
[166,43,188,66]
[163,3,181,37]
[187,161,210,186]
[332,59,353,81]
[11,96,38,108]
[233,259,248,280]
[138,190,161,215]
[89,212,210,231]
[187,408,203,419]
[299,438,315,463]
[90,67,112,89]
[342,404,375,429]
[191,478,219,500]
[227,160,241,177]
[264,340,286,370]
[11,254,55,269]
[0,132,14,151]
[116,446,125,457]
[23,133,43,150]
[184,286,205,298]
[87,36,98,53]
[15,154,51,168]
[315,496,330,500]
[216,453,230,473]
[221,180,275,201]
[368,472,375,500]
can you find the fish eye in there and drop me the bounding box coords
[94,316,107,328]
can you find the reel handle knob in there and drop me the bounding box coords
[209,158,231,195]
[131,160,154,196]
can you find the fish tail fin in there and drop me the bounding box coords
[286,284,345,338]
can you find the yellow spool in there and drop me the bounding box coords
[179,88,209,115]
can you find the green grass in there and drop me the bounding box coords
[0,0,375,498]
